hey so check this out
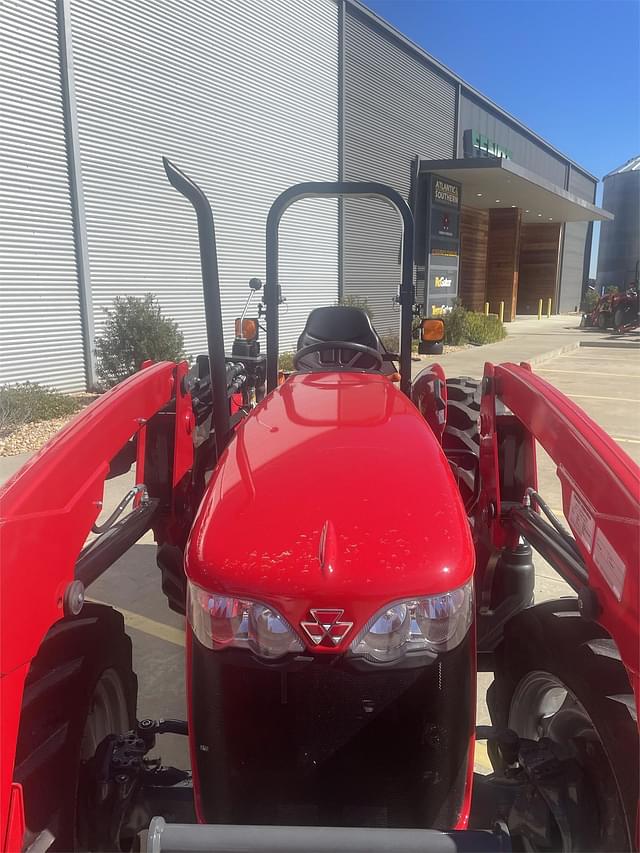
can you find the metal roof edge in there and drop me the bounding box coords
[417,157,612,219]
[345,0,599,184]
[603,154,640,179]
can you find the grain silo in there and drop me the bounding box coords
[597,155,640,288]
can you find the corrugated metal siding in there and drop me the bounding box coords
[0,0,85,390]
[559,168,597,311]
[343,7,456,334]
[568,169,596,204]
[458,93,568,187]
[69,0,338,356]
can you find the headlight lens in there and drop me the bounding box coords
[187,581,303,659]
[350,580,473,663]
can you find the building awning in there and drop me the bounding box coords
[418,157,614,224]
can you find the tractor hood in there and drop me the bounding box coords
[186,372,474,647]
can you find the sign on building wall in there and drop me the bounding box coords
[463,129,512,160]
[420,174,462,319]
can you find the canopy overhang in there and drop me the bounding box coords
[419,158,613,224]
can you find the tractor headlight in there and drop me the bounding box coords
[187,581,303,659]
[350,580,473,663]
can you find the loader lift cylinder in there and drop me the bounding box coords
[265,182,415,397]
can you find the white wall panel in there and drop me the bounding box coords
[0,0,85,390]
[69,0,339,357]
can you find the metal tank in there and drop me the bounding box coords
[597,155,640,288]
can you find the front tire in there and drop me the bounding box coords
[14,603,137,851]
[489,600,638,851]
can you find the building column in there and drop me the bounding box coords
[486,208,521,321]
[459,206,489,312]
[517,222,562,314]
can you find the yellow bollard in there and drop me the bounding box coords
[537,298,543,320]
[547,297,552,318]
[484,302,489,316]
[499,301,504,323]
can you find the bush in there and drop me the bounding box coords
[442,306,506,347]
[442,305,469,345]
[95,294,185,388]
[464,311,507,345]
[336,295,373,320]
[581,288,599,313]
[0,382,82,437]
[278,351,295,372]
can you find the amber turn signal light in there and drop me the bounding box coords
[421,318,444,342]
[235,318,258,341]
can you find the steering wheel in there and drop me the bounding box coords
[293,340,384,372]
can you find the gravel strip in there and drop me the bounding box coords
[0,392,97,457]
[0,416,76,456]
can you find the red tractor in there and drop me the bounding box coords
[581,286,640,332]
[1,161,638,853]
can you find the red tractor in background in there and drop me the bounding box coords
[1,160,639,853]
[581,285,640,332]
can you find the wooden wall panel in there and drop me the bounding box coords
[459,206,488,312]
[517,223,562,314]
[486,208,521,321]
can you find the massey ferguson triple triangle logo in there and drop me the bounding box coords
[300,609,353,647]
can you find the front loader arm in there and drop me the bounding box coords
[0,361,193,849]
[487,362,640,716]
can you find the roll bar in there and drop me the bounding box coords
[265,182,415,397]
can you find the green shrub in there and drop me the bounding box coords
[442,305,469,345]
[464,311,507,345]
[95,294,185,388]
[581,288,599,313]
[336,295,373,320]
[442,306,506,347]
[0,382,82,436]
[278,351,295,372]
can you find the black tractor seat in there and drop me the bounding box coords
[295,305,396,374]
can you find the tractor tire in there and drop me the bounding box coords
[443,377,481,453]
[488,599,638,851]
[597,311,611,330]
[442,377,481,500]
[613,306,635,330]
[14,603,137,852]
[443,377,507,502]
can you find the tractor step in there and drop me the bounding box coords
[144,818,511,852]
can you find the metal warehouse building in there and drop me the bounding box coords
[1,0,611,390]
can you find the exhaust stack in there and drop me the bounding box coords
[163,157,229,453]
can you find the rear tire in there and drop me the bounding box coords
[489,599,638,851]
[14,603,137,852]
[614,305,636,329]
[597,311,610,330]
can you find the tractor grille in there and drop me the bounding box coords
[190,634,472,829]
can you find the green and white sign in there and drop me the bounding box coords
[463,129,512,160]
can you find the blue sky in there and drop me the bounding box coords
[364,0,640,276]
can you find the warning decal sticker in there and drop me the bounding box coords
[593,528,626,602]
[568,490,595,553]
